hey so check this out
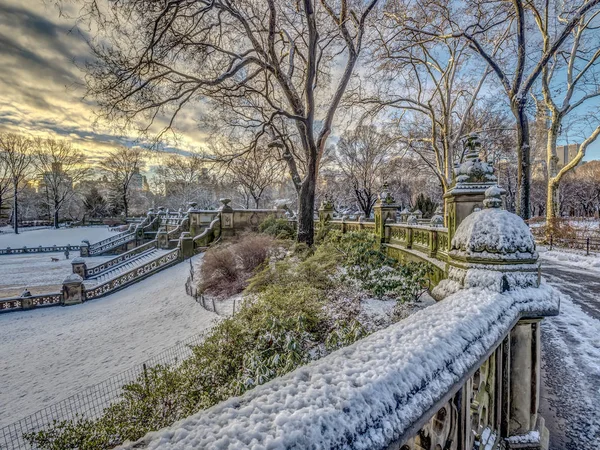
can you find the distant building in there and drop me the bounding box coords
[130,168,148,191]
[556,143,579,168]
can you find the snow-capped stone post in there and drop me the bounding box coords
[374,184,398,244]
[433,186,551,448]
[219,198,234,237]
[179,231,194,259]
[318,197,334,224]
[62,274,84,305]
[157,227,169,249]
[71,257,87,279]
[79,240,90,257]
[444,134,498,242]
[399,207,411,223]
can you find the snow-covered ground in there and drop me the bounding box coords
[539,257,600,449]
[0,253,114,297]
[0,226,117,248]
[0,255,219,428]
[539,246,600,271]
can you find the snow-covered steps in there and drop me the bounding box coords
[84,248,172,287]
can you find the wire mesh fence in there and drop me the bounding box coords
[0,332,206,450]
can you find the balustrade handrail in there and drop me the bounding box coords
[0,244,81,255]
[85,240,159,277]
[88,228,134,251]
[0,292,62,312]
[88,232,136,255]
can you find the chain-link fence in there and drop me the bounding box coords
[1,332,206,450]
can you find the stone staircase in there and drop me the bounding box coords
[84,248,170,287]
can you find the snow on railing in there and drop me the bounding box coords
[0,292,62,313]
[84,247,181,300]
[124,284,559,450]
[0,244,80,256]
[193,217,220,249]
[85,240,159,278]
[88,232,136,255]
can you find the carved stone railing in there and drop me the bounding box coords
[0,244,80,255]
[84,247,181,300]
[84,240,159,278]
[193,217,221,250]
[0,292,62,313]
[87,231,137,256]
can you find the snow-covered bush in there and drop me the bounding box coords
[258,215,296,239]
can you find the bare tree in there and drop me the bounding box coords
[335,125,400,217]
[99,147,145,218]
[156,151,214,209]
[361,2,498,193]
[0,133,34,234]
[533,8,600,230]
[34,138,90,228]
[0,155,10,223]
[409,0,600,219]
[79,0,380,245]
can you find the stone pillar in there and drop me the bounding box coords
[62,274,84,305]
[506,319,544,448]
[71,257,87,279]
[373,184,398,244]
[444,134,499,242]
[318,198,335,224]
[219,198,234,237]
[179,232,194,259]
[79,240,90,257]
[157,227,169,249]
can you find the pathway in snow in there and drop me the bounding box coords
[0,255,220,429]
[539,257,600,450]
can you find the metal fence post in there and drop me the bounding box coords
[587,237,590,256]
[550,234,553,251]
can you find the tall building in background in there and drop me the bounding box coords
[556,143,579,168]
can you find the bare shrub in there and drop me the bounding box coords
[198,233,276,298]
[199,246,242,297]
[235,234,274,271]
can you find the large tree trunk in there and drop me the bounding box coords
[297,167,317,246]
[54,199,60,229]
[545,119,560,238]
[514,103,531,220]
[13,181,18,234]
[123,191,129,218]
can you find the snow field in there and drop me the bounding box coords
[0,253,114,296]
[0,226,118,248]
[0,255,218,429]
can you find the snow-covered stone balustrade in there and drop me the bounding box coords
[0,243,81,255]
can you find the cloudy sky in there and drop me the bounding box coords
[0,0,599,163]
[0,0,210,165]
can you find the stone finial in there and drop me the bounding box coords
[430,215,444,227]
[484,186,504,209]
[434,205,443,215]
[377,182,396,205]
[453,134,496,185]
[407,215,418,225]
